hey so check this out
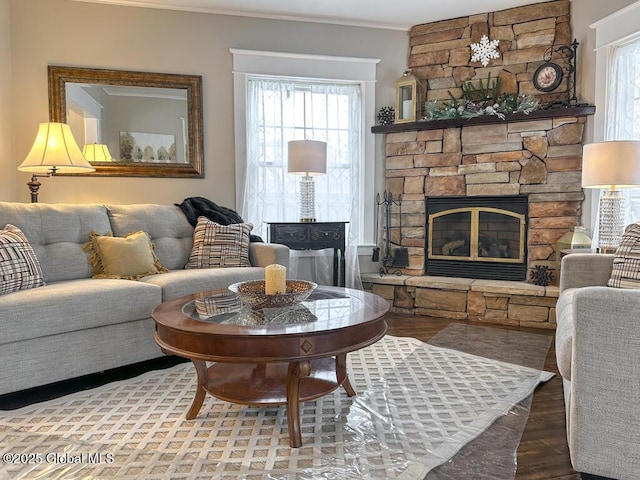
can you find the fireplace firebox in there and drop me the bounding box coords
[425,195,528,281]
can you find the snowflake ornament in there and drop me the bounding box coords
[530,264,554,287]
[470,35,500,67]
[377,106,395,125]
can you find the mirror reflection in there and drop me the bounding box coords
[48,66,204,177]
[67,83,188,164]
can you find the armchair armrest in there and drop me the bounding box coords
[569,286,640,478]
[559,253,614,292]
[249,242,290,269]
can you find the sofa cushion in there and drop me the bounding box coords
[0,202,112,283]
[85,230,168,280]
[555,288,576,380]
[142,266,265,301]
[0,224,45,295]
[0,278,162,345]
[186,217,252,269]
[608,222,640,289]
[107,204,194,270]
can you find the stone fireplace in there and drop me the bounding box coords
[376,112,591,281]
[363,110,593,329]
[362,0,596,329]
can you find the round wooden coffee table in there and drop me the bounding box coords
[152,286,388,447]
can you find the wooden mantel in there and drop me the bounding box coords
[371,105,596,134]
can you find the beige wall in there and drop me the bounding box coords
[0,0,15,201]
[8,0,408,205]
[6,0,640,235]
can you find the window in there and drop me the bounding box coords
[591,4,640,241]
[244,78,361,240]
[607,36,640,224]
[231,50,379,288]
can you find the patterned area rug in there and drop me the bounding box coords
[0,333,553,479]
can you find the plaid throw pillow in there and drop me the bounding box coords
[0,224,45,296]
[608,222,640,289]
[186,217,252,269]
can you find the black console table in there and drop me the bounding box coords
[267,222,348,287]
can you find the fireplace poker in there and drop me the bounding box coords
[377,191,404,276]
[372,193,381,262]
[392,196,409,268]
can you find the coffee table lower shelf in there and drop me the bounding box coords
[186,355,355,447]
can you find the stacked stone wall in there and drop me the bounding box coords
[410,0,572,106]
[385,115,586,281]
[362,274,558,329]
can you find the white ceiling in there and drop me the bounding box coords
[70,0,551,31]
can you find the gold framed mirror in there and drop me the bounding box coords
[48,65,204,177]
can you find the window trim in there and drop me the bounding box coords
[589,3,640,232]
[231,49,380,244]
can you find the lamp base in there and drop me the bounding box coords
[25,168,55,203]
[27,175,42,203]
[298,176,317,223]
[597,189,626,252]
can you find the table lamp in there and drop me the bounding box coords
[18,122,95,203]
[582,140,640,252]
[82,143,113,162]
[288,140,327,222]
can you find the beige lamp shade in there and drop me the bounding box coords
[287,140,327,175]
[582,141,640,189]
[82,143,113,162]
[18,122,95,174]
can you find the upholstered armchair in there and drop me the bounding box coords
[555,253,640,480]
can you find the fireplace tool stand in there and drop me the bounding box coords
[376,191,409,276]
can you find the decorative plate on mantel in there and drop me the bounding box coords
[533,62,564,93]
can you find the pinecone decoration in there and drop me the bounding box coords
[377,106,395,125]
[530,265,554,286]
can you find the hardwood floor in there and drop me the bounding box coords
[384,312,579,480]
[1,312,579,479]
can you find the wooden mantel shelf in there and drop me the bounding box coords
[371,105,596,134]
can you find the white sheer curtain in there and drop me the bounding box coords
[242,78,363,289]
[592,35,640,246]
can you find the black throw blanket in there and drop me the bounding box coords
[175,196,263,242]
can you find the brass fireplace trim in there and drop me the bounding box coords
[428,207,525,263]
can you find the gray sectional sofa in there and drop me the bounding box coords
[0,202,289,396]
[556,253,640,480]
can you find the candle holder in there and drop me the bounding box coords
[228,280,317,310]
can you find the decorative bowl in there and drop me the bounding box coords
[228,279,317,310]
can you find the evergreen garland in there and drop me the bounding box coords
[423,75,540,121]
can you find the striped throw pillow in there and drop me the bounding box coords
[194,290,242,319]
[186,217,252,269]
[0,224,45,296]
[608,222,640,289]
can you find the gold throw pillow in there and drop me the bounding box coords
[84,230,168,280]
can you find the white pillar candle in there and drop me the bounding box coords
[402,99,413,119]
[265,264,287,295]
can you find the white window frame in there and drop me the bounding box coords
[590,1,640,231]
[231,49,379,245]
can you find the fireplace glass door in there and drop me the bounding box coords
[429,207,525,263]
